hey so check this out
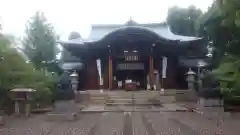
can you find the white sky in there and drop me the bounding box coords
[0,0,213,40]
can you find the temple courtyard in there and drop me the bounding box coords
[0,111,240,135]
[1,90,240,135]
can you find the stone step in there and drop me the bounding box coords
[79,90,193,105]
[109,98,151,100]
[108,96,132,99]
[89,101,106,104]
[105,102,159,105]
[45,112,78,122]
[107,99,161,105]
[106,101,151,104]
[90,98,107,100]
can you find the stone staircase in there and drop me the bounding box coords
[105,91,133,105]
[78,89,197,105]
[89,91,108,104]
[78,91,108,104]
[106,91,162,106]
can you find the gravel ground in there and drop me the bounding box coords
[94,112,124,135]
[0,111,239,135]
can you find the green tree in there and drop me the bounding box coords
[22,12,60,73]
[0,35,57,111]
[196,0,240,67]
[167,5,203,36]
[197,0,240,97]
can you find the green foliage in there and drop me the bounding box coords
[0,12,62,112]
[196,0,240,98]
[22,11,60,74]
[211,55,240,97]
[0,35,58,111]
[167,5,203,36]
[196,0,240,63]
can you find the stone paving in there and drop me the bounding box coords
[0,111,240,135]
[94,112,124,135]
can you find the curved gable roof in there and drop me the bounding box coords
[88,22,202,42]
[57,21,204,55]
[101,26,163,42]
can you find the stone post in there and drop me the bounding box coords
[25,101,30,117]
[14,100,20,116]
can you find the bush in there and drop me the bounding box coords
[0,86,13,114]
[0,35,59,112]
[211,55,240,98]
[202,72,220,88]
[18,71,59,108]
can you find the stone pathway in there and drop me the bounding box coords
[94,112,124,135]
[143,112,196,135]
[1,111,239,135]
[131,112,147,135]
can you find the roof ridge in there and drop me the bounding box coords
[91,22,167,28]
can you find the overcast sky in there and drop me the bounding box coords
[1,0,213,40]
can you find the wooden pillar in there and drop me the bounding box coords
[149,55,154,89]
[108,55,113,89]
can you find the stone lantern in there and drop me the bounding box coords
[70,71,78,94]
[197,60,207,91]
[10,88,36,117]
[186,68,196,90]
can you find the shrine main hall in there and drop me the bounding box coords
[58,20,208,91]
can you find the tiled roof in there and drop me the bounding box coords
[87,22,202,42]
[57,21,203,48]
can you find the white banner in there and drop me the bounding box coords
[162,56,167,78]
[96,59,103,85]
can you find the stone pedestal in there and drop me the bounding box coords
[14,100,20,116]
[25,102,31,117]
